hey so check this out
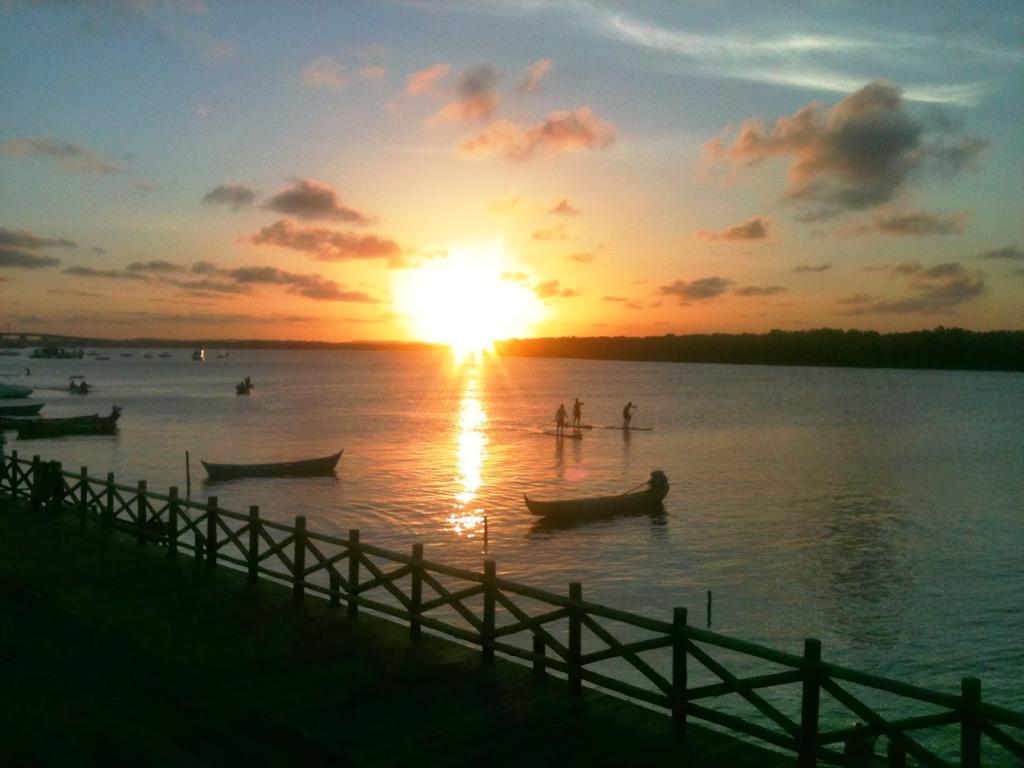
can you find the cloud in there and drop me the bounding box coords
[602,295,628,302]
[533,224,568,241]
[977,245,1024,261]
[63,265,149,280]
[488,196,520,214]
[873,210,967,236]
[263,179,371,224]
[534,279,579,298]
[406,63,450,95]
[518,58,552,94]
[248,219,402,265]
[91,246,107,255]
[501,271,529,282]
[735,285,787,296]
[202,183,257,209]
[698,217,769,241]
[658,276,733,303]
[162,277,250,295]
[549,198,580,216]
[0,136,124,175]
[191,260,224,275]
[793,263,831,272]
[0,228,76,250]
[359,65,387,79]
[228,266,378,303]
[301,55,347,89]
[842,261,986,314]
[126,260,185,273]
[0,248,61,269]
[462,107,616,161]
[430,63,500,123]
[569,252,594,263]
[704,81,986,217]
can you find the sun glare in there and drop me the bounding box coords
[395,241,544,358]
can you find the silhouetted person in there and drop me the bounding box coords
[572,398,584,430]
[622,401,636,429]
[555,403,568,436]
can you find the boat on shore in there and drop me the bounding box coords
[0,402,44,417]
[15,406,122,439]
[525,471,669,524]
[202,450,343,480]
[0,382,33,399]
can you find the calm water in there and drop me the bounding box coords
[3,350,1023,714]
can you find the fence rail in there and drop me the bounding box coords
[1,452,1021,767]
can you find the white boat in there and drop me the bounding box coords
[191,349,205,361]
[0,382,33,399]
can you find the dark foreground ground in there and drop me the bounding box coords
[0,496,789,767]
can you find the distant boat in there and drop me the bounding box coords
[0,350,21,357]
[96,356,110,361]
[15,406,122,439]
[29,347,84,359]
[69,375,90,394]
[0,382,33,399]
[0,402,44,416]
[143,353,153,359]
[158,352,171,358]
[202,450,343,480]
[192,349,205,361]
[235,377,254,395]
[524,471,669,523]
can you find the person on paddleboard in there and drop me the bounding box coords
[572,398,584,430]
[622,401,636,429]
[555,403,568,436]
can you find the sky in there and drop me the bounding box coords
[1,0,1022,343]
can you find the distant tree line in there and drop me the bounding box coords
[495,328,1024,372]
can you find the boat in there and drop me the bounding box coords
[143,353,153,359]
[29,347,84,359]
[0,350,21,357]
[0,382,33,399]
[0,402,44,416]
[235,376,254,395]
[202,450,343,480]
[96,356,110,361]
[192,348,205,361]
[524,471,669,523]
[15,406,122,439]
[69,375,90,394]
[158,352,171,358]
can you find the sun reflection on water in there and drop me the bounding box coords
[448,369,487,538]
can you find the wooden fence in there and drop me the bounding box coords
[1,452,1022,767]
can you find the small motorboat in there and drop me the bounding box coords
[202,450,343,480]
[15,406,122,439]
[69,375,90,394]
[0,382,33,399]
[525,471,669,523]
[0,402,44,417]
[235,376,254,395]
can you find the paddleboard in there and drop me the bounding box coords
[602,425,654,431]
[541,431,584,439]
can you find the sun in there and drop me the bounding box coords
[395,240,544,359]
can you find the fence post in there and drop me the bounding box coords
[247,505,259,582]
[136,480,147,544]
[50,461,64,514]
[205,496,218,566]
[482,560,496,665]
[293,516,306,604]
[961,677,981,768]
[30,455,42,513]
[167,487,179,557]
[531,634,547,677]
[568,582,583,696]
[103,472,114,529]
[347,529,360,620]
[8,450,18,496]
[672,607,688,732]
[887,739,906,768]
[78,466,88,526]
[798,638,822,768]
[410,543,423,640]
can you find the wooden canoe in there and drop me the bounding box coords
[525,471,669,523]
[202,450,343,480]
[16,406,122,439]
[0,402,44,416]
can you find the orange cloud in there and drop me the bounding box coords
[429,63,500,123]
[248,219,403,265]
[517,58,552,94]
[697,217,769,241]
[406,63,450,95]
[462,107,615,161]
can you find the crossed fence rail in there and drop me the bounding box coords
[1,451,1022,767]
